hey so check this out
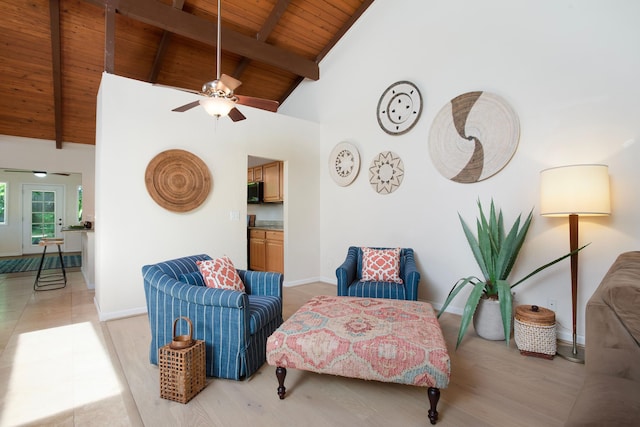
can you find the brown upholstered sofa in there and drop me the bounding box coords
[565,251,640,426]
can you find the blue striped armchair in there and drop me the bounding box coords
[336,246,420,301]
[142,254,283,380]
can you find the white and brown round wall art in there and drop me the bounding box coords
[376,81,423,135]
[328,141,360,186]
[368,151,404,195]
[428,91,520,183]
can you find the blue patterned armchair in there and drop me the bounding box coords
[336,246,420,301]
[142,254,283,380]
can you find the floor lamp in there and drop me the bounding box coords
[540,164,610,363]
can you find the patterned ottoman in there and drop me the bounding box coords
[266,295,450,424]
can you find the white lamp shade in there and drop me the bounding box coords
[540,164,611,216]
[199,97,235,117]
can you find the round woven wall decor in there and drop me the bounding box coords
[428,91,519,183]
[368,151,404,195]
[328,141,360,187]
[145,149,212,212]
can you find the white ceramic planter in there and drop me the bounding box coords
[473,296,514,341]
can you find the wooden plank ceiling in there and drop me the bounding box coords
[0,0,373,148]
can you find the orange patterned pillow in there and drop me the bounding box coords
[361,247,403,283]
[197,256,245,292]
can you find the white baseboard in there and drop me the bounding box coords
[95,296,147,321]
[284,276,326,287]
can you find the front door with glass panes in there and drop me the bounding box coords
[22,184,65,254]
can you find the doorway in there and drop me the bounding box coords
[22,184,65,254]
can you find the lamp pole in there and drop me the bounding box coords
[556,213,584,362]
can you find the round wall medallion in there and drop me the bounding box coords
[368,151,404,194]
[376,81,423,135]
[429,91,519,183]
[329,142,360,186]
[145,149,212,212]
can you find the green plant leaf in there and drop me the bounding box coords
[510,243,590,289]
[496,280,512,346]
[437,276,481,319]
[456,280,486,349]
[495,213,523,280]
[459,213,490,280]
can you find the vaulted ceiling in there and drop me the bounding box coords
[0,0,373,148]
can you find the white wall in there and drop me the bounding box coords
[0,136,95,255]
[94,73,321,320]
[281,0,640,344]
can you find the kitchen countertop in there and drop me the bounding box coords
[248,226,283,231]
[61,226,94,232]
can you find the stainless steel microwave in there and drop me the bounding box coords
[247,181,263,204]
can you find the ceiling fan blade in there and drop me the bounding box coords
[219,74,242,92]
[228,108,246,122]
[235,95,279,113]
[172,101,201,112]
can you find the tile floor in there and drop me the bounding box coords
[0,270,142,426]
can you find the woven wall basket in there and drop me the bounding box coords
[145,149,212,212]
[429,91,520,183]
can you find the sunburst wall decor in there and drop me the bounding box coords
[368,151,404,194]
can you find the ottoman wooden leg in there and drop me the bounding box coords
[427,387,440,424]
[276,366,287,399]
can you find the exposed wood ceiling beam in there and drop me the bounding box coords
[49,0,63,149]
[148,0,185,83]
[104,0,116,72]
[232,0,291,79]
[87,0,319,80]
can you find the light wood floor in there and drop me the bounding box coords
[0,272,585,426]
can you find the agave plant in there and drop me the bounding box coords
[438,199,586,349]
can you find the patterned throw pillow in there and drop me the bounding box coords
[361,247,403,283]
[197,256,245,292]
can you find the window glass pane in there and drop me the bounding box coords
[43,213,55,223]
[32,191,44,202]
[0,182,6,224]
[32,201,42,212]
[44,192,54,202]
[77,186,83,223]
[32,213,43,223]
[43,224,55,237]
[44,201,55,213]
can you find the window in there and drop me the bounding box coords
[0,182,5,224]
[77,185,83,222]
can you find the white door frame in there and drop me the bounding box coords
[22,184,65,254]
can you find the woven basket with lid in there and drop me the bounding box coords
[514,305,556,359]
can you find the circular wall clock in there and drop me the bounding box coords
[428,91,519,183]
[329,142,360,186]
[368,151,404,195]
[145,149,212,212]
[376,80,423,135]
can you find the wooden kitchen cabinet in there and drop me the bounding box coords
[249,229,283,274]
[247,166,263,183]
[249,230,266,271]
[262,161,283,202]
[265,231,284,274]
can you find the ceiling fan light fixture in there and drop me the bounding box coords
[33,171,47,178]
[199,96,235,118]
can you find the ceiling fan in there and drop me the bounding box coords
[3,169,70,177]
[171,0,279,121]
